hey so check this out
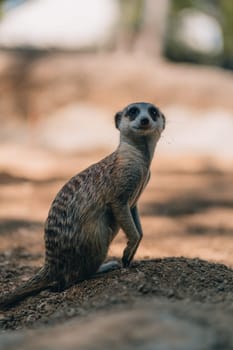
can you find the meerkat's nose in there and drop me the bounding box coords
[140,117,150,126]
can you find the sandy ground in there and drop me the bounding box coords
[0,53,233,348]
[0,148,232,349]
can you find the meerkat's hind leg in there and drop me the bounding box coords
[96,260,121,274]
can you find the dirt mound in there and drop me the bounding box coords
[0,253,232,333]
[0,254,233,349]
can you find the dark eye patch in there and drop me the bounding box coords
[148,106,159,121]
[126,106,140,121]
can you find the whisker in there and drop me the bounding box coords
[164,119,185,125]
[160,134,175,145]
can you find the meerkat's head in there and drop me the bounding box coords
[115,102,165,139]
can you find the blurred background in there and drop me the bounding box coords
[0,0,232,268]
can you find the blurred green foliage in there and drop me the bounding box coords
[219,0,233,69]
[0,0,232,69]
[164,0,233,70]
[0,0,4,17]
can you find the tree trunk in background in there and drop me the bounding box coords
[116,0,144,52]
[135,0,170,57]
[117,0,170,58]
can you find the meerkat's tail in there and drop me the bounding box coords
[0,265,54,309]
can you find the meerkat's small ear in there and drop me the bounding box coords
[114,111,122,130]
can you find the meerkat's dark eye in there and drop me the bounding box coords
[148,106,159,121]
[126,106,140,121]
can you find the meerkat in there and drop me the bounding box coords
[0,102,165,308]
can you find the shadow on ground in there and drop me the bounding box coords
[0,172,65,185]
[0,219,43,235]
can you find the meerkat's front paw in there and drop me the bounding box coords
[122,249,132,268]
[122,259,130,268]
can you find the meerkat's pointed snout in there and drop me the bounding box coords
[140,117,150,127]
